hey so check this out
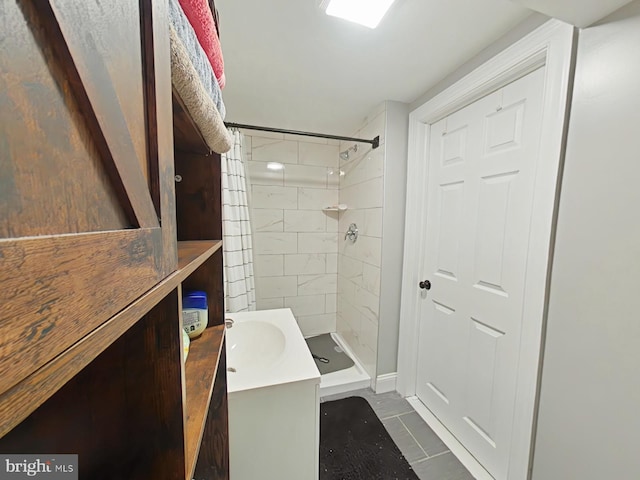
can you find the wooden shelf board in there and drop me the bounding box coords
[184,325,226,480]
[0,240,222,438]
[172,90,211,155]
[177,240,222,273]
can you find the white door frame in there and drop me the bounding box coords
[397,19,575,479]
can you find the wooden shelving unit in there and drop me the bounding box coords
[184,325,225,478]
[178,240,223,271]
[0,1,230,479]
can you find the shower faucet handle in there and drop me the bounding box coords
[345,223,358,242]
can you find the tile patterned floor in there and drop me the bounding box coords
[321,388,474,480]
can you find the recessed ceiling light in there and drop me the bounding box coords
[320,0,396,29]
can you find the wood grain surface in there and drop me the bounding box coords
[46,0,159,228]
[0,240,221,437]
[0,291,186,480]
[184,325,225,479]
[0,228,164,397]
[195,343,230,480]
[175,151,223,241]
[0,0,130,237]
[141,0,178,277]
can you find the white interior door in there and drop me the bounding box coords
[415,66,545,478]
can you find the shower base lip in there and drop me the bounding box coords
[316,332,370,397]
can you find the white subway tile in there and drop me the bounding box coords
[299,142,339,167]
[284,294,326,317]
[298,233,338,254]
[341,235,381,267]
[252,137,298,163]
[325,212,339,233]
[254,232,298,255]
[362,263,381,295]
[298,274,337,295]
[338,255,363,286]
[252,185,297,210]
[284,134,327,144]
[255,276,298,298]
[284,164,328,189]
[296,313,336,337]
[337,323,358,354]
[298,188,339,210]
[340,148,384,189]
[354,285,380,322]
[326,253,338,273]
[337,275,358,305]
[338,208,364,234]
[340,177,383,209]
[355,342,377,378]
[284,210,326,232]
[359,314,379,354]
[284,254,326,275]
[363,208,383,237]
[325,294,337,314]
[255,254,284,277]
[327,168,340,189]
[252,209,284,232]
[337,296,361,335]
[247,160,284,186]
[256,297,284,310]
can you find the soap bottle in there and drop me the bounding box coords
[182,290,208,339]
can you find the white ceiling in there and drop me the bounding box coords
[217,0,533,136]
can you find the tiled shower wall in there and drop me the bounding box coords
[244,132,340,336]
[337,104,387,378]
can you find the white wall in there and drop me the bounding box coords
[377,101,409,377]
[244,132,340,336]
[532,2,640,478]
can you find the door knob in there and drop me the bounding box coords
[419,280,431,290]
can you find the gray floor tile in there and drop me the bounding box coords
[411,452,475,480]
[399,411,449,457]
[366,391,414,419]
[381,416,427,464]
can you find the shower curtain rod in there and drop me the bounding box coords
[225,122,380,150]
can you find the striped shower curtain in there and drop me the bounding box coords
[221,130,256,312]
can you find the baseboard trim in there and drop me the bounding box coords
[374,373,397,394]
[407,397,494,480]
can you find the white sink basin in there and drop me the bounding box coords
[226,320,286,372]
[224,309,320,393]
